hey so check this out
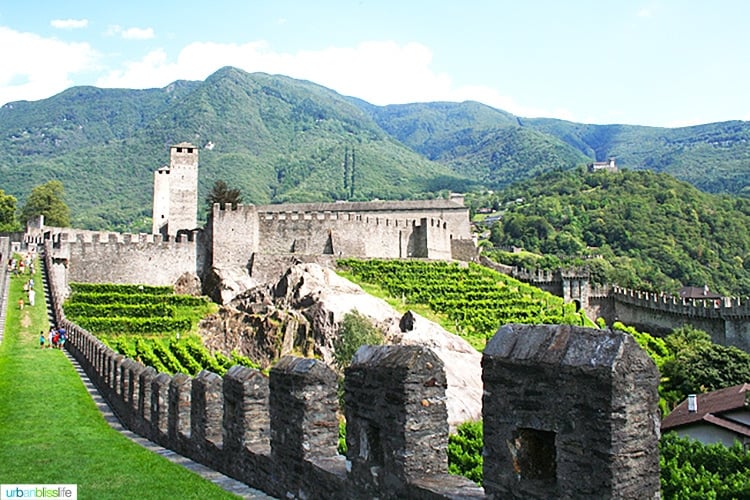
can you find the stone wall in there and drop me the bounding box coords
[256,211,412,258]
[490,261,750,351]
[44,241,661,499]
[0,235,10,306]
[48,231,199,288]
[209,201,472,267]
[611,286,750,350]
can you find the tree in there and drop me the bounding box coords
[333,310,384,370]
[0,188,21,232]
[206,180,243,209]
[22,180,70,227]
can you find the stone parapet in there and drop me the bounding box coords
[43,241,660,499]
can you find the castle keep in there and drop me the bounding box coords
[152,143,199,237]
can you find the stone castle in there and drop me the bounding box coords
[40,142,477,303]
[19,142,750,351]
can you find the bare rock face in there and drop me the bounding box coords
[204,266,263,305]
[198,262,482,429]
[173,272,202,296]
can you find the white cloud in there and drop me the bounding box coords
[121,27,155,40]
[95,39,558,118]
[106,25,155,40]
[50,18,88,29]
[0,27,98,106]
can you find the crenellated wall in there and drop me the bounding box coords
[211,203,457,261]
[610,286,750,350]
[46,230,201,289]
[487,259,750,351]
[43,241,660,499]
[27,193,477,302]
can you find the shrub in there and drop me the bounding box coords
[333,310,384,370]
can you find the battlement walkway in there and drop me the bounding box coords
[0,250,273,499]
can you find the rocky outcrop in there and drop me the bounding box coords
[199,262,482,429]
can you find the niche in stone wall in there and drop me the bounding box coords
[509,428,557,482]
[358,420,384,466]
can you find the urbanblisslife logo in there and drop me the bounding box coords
[1,485,77,499]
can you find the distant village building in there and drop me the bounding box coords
[587,157,618,173]
[661,384,750,447]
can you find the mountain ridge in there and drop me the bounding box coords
[0,66,748,230]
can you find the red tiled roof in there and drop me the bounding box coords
[662,383,750,430]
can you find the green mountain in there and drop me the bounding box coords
[0,67,472,230]
[521,118,750,196]
[479,169,750,296]
[364,102,590,188]
[1,66,749,231]
[361,102,750,197]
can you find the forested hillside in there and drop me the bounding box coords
[522,117,750,196]
[476,169,750,295]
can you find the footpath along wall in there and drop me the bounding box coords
[43,242,661,499]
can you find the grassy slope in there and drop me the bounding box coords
[0,262,237,499]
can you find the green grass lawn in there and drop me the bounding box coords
[0,262,239,499]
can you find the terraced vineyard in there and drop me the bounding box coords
[337,258,589,350]
[63,283,259,375]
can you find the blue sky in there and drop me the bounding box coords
[1,0,748,127]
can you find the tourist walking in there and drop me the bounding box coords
[39,331,45,349]
[28,288,35,307]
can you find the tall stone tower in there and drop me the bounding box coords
[152,142,199,237]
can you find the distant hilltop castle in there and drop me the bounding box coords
[587,157,618,173]
[40,142,477,302]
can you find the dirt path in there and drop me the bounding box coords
[20,311,31,329]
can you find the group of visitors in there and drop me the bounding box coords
[39,327,66,349]
[12,252,37,310]
[8,253,35,276]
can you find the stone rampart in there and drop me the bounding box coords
[0,236,10,312]
[610,286,750,350]
[43,241,660,499]
[612,286,750,318]
[257,211,451,259]
[208,202,469,271]
[47,230,200,289]
[488,261,750,350]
